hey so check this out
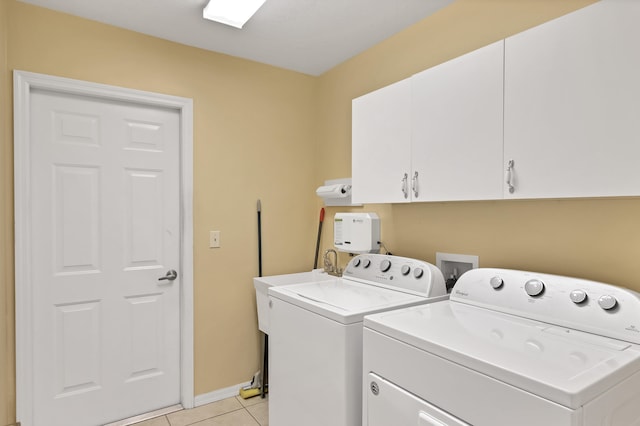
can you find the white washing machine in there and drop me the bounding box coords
[268,254,448,426]
[363,268,640,426]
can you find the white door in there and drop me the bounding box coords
[28,88,181,426]
[352,78,412,204]
[366,373,470,426]
[504,0,640,199]
[411,40,504,202]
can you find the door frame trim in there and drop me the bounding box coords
[13,70,195,425]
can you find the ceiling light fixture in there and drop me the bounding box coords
[203,0,267,29]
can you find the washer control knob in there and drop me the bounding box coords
[353,258,361,267]
[570,289,588,304]
[598,295,618,311]
[401,265,411,276]
[414,268,424,279]
[363,259,371,269]
[524,279,545,297]
[380,259,392,273]
[489,276,504,289]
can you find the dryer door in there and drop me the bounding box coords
[367,373,469,426]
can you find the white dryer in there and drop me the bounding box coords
[268,254,448,426]
[363,268,640,426]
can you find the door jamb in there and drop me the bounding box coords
[13,70,195,425]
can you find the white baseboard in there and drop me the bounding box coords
[194,381,252,407]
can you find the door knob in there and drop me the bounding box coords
[158,269,178,281]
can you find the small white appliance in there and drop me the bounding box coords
[333,212,380,253]
[363,268,640,426]
[268,254,448,426]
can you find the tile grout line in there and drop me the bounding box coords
[154,396,268,426]
[180,407,253,426]
[244,407,261,426]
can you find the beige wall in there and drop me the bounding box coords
[1,0,14,423]
[5,0,638,423]
[316,0,640,293]
[1,0,319,418]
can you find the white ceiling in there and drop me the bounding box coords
[17,0,454,76]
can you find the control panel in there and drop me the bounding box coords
[451,268,640,345]
[342,254,446,298]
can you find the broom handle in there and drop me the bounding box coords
[257,200,262,277]
[314,208,325,269]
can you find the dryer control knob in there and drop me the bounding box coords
[363,259,371,269]
[524,279,545,297]
[570,289,588,304]
[401,265,411,276]
[413,268,424,279]
[489,276,504,289]
[598,295,618,311]
[380,259,391,273]
[353,258,361,267]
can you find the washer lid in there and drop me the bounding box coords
[364,301,640,409]
[253,270,336,294]
[269,279,445,324]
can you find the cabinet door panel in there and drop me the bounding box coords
[504,0,640,199]
[411,41,504,202]
[352,79,412,204]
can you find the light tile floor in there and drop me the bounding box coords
[133,396,268,426]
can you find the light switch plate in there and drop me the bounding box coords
[210,230,221,248]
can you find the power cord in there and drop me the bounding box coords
[379,241,392,255]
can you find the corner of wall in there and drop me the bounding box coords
[1,1,16,424]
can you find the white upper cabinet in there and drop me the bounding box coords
[411,40,504,201]
[352,41,505,204]
[352,0,640,203]
[352,79,412,203]
[504,0,640,199]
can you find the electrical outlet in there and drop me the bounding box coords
[210,230,221,248]
[436,252,478,289]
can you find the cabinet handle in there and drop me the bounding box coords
[505,159,515,194]
[401,173,409,199]
[412,171,419,198]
